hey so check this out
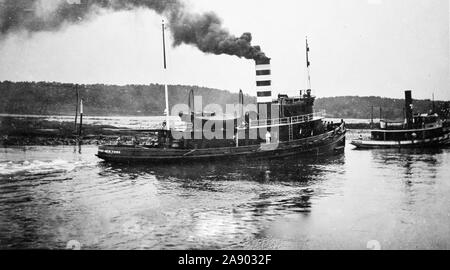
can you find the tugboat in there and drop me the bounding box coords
[351,90,450,149]
[97,36,346,163]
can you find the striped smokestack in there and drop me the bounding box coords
[255,58,272,104]
[255,58,272,121]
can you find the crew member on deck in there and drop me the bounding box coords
[265,131,272,144]
[133,136,139,146]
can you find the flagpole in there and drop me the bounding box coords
[306,36,312,92]
[432,93,435,114]
[162,20,170,131]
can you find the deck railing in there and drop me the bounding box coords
[250,111,326,128]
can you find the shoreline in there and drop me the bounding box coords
[1,116,375,146]
[0,116,122,146]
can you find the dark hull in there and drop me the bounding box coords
[97,127,346,164]
[351,132,450,149]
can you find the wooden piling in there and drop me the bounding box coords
[74,84,79,132]
[78,99,83,137]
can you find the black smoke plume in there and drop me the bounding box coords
[0,0,268,61]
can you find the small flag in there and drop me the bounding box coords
[306,38,311,67]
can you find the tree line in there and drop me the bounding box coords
[1,81,448,119]
[315,96,449,120]
[0,81,255,116]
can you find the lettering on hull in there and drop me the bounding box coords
[99,149,121,155]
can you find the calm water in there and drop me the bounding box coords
[1,133,450,250]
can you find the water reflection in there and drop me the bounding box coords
[100,154,346,184]
[362,148,444,210]
[99,154,346,216]
[370,148,442,181]
[94,154,347,248]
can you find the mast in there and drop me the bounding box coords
[370,105,374,128]
[162,20,170,130]
[306,36,312,91]
[239,89,244,120]
[432,93,436,114]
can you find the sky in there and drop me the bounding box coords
[0,0,448,100]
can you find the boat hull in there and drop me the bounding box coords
[351,132,450,149]
[97,127,346,164]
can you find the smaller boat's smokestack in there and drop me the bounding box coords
[405,90,413,128]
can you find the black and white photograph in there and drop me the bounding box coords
[0,0,449,255]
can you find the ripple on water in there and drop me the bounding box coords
[0,159,77,179]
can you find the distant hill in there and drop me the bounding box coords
[1,81,449,119]
[0,81,255,116]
